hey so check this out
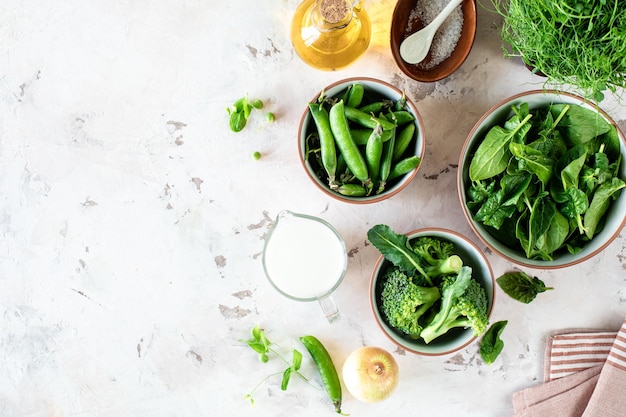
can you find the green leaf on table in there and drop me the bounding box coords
[496,271,554,304]
[229,110,247,132]
[480,320,508,365]
[281,368,292,390]
[292,349,302,371]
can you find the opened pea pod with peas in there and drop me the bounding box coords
[304,82,422,198]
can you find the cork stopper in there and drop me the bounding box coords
[319,0,350,24]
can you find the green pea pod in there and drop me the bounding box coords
[378,126,397,192]
[388,155,421,180]
[329,100,369,183]
[390,110,415,126]
[365,124,384,183]
[392,123,416,162]
[395,93,407,111]
[344,106,397,131]
[299,335,343,414]
[336,152,348,176]
[351,128,393,146]
[340,84,352,103]
[337,183,367,196]
[359,101,385,114]
[308,102,337,185]
[346,83,365,108]
[350,128,373,146]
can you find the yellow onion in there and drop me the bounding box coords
[341,346,399,402]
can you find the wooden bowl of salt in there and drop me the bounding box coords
[390,0,477,82]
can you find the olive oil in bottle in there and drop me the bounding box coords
[291,0,371,71]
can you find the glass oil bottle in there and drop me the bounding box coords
[290,0,371,71]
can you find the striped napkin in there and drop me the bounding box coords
[544,329,617,381]
[510,318,626,417]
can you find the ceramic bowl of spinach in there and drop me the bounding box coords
[458,90,626,268]
[368,226,495,356]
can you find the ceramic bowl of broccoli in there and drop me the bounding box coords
[368,226,495,356]
[457,90,626,268]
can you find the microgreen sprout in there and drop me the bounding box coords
[492,0,626,102]
[240,325,315,406]
[226,96,275,132]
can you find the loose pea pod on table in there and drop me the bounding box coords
[299,335,344,414]
[305,83,421,197]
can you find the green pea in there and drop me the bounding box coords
[252,99,264,109]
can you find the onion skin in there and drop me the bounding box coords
[342,346,399,403]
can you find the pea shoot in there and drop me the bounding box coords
[241,326,345,414]
[226,96,276,132]
[494,0,626,102]
[240,326,314,406]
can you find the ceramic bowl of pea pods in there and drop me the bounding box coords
[458,90,626,268]
[298,77,426,204]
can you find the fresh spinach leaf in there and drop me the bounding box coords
[529,195,557,254]
[367,224,431,284]
[535,210,569,256]
[496,271,554,304]
[550,104,611,145]
[509,142,554,184]
[480,320,508,365]
[475,190,517,229]
[474,173,531,229]
[469,113,533,181]
[560,188,589,234]
[468,180,496,211]
[584,177,626,239]
[557,145,587,190]
[602,125,621,160]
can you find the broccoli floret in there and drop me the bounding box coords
[380,268,441,339]
[412,237,464,279]
[420,266,489,344]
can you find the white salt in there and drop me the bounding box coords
[406,0,464,69]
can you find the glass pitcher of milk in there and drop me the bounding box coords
[262,210,347,324]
